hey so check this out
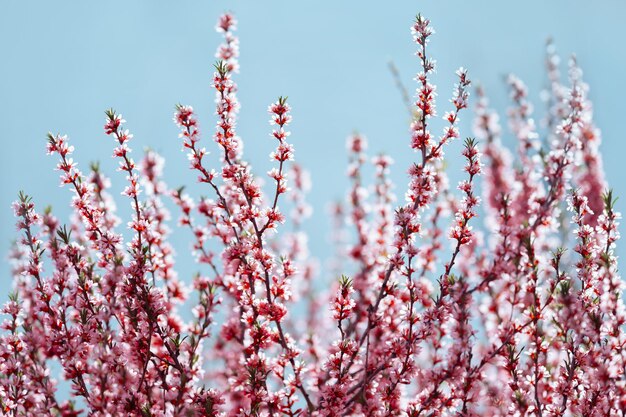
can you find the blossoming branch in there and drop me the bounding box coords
[2,11,624,417]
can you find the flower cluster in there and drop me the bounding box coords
[3,11,625,417]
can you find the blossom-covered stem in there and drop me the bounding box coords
[411,14,435,162]
[468,196,514,295]
[524,239,545,417]
[596,190,626,412]
[214,60,313,410]
[175,101,268,412]
[567,190,598,313]
[104,109,148,270]
[261,96,292,234]
[14,193,93,407]
[395,139,480,413]
[422,68,470,164]
[337,17,472,397]
[89,161,120,232]
[599,190,623,333]
[103,112,203,412]
[175,105,243,243]
[544,39,568,134]
[344,133,374,330]
[407,290,473,416]
[217,28,308,412]
[507,74,538,161]
[530,76,583,231]
[140,151,187,300]
[104,110,168,403]
[259,99,316,411]
[319,276,357,416]
[216,13,239,73]
[372,154,395,255]
[46,133,121,259]
[1,293,43,417]
[473,85,512,215]
[5,198,63,415]
[462,248,571,414]
[471,74,583,308]
[344,138,481,414]
[340,14,437,374]
[444,138,481,278]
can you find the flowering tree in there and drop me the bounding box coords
[2,11,625,417]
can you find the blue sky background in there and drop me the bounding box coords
[1,1,625,298]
